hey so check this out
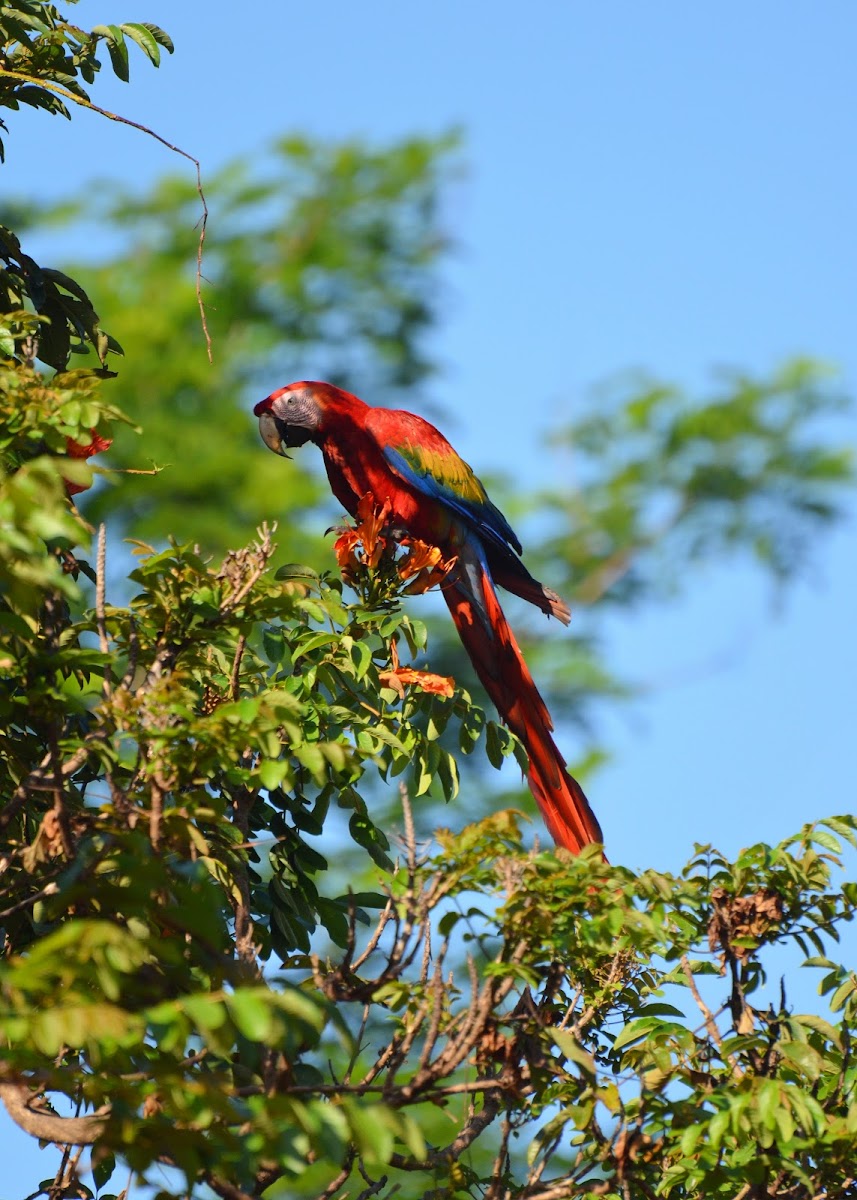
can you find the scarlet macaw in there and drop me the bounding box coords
[254,381,602,854]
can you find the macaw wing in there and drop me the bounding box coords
[383,437,522,557]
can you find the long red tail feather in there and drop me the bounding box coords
[441,560,602,854]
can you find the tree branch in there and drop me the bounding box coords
[388,1093,501,1172]
[0,743,93,834]
[0,1071,108,1145]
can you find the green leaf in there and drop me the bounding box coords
[612,1016,663,1053]
[141,22,175,54]
[485,720,504,769]
[183,994,228,1033]
[810,829,842,853]
[92,1151,116,1191]
[228,990,275,1041]
[349,812,393,872]
[755,1079,780,1131]
[830,976,856,1012]
[552,1030,596,1076]
[637,1002,686,1018]
[293,632,338,661]
[97,25,130,82]
[348,637,372,679]
[777,1039,827,1081]
[789,1012,842,1049]
[341,1097,393,1164]
[121,22,161,66]
[775,1102,796,1143]
[276,563,321,583]
[258,758,288,790]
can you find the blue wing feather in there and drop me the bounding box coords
[383,443,522,557]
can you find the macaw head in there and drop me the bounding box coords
[254,382,323,456]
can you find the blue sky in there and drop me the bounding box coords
[4,1,857,1186]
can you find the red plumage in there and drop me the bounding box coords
[255,381,603,855]
[442,556,602,853]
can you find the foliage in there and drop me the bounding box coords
[0,0,171,133]
[0,0,173,371]
[3,456,857,1198]
[0,493,498,1196]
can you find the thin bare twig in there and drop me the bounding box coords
[680,953,742,1079]
[388,1093,501,1171]
[523,1180,613,1200]
[149,774,164,852]
[316,1150,356,1200]
[200,1175,256,1200]
[355,1162,388,1200]
[49,1142,86,1200]
[485,1114,514,1200]
[400,782,417,874]
[229,635,247,702]
[96,523,112,699]
[415,957,448,1075]
[47,725,74,861]
[351,895,395,970]
[0,881,59,920]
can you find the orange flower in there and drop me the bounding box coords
[65,429,112,496]
[332,494,392,581]
[331,525,364,584]
[354,494,391,568]
[397,537,456,595]
[331,496,454,599]
[390,668,455,698]
[378,638,455,699]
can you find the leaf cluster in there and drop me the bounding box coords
[0,351,128,605]
[0,3,172,139]
[0,2,173,370]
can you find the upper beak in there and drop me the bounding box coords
[259,409,286,456]
[257,408,313,457]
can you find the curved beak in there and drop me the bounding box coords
[258,409,313,457]
[259,409,286,455]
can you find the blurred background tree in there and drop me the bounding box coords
[18,135,456,557]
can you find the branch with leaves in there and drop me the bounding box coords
[0,3,211,365]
